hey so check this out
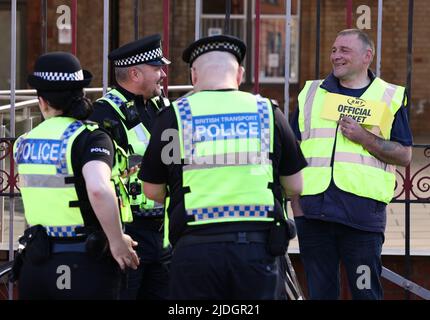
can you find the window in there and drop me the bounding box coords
[199,0,300,84]
[254,0,300,83]
[201,0,247,38]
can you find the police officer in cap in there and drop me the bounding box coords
[14,52,139,299]
[140,35,307,299]
[90,34,171,300]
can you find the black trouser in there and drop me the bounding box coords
[18,240,121,300]
[169,232,280,300]
[120,218,171,300]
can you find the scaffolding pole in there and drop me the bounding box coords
[103,0,109,96]
[315,0,321,79]
[9,0,17,301]
[195,0,201,40]
[71,0,77,55]
[284,0,292,119]
[404,0,414,300]
[41,0,47,53]
[163,0,170,96]
[346,0,353,28]
[224,0,231,34]
[134,0,140,40]
[253,0,260,94]
[376,0,383,77]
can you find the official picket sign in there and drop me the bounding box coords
[320,93,394,139]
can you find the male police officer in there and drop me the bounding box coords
[90,34,171,300]
[140,35,307,299]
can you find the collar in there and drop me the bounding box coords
[113,84,141,102]
[200,88,238,92]
[320,69,376,93]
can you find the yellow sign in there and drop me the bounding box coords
[320,93,394,139]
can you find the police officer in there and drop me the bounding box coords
[90,34,171,300]
[140,35,307,299]
[14,52,139,300]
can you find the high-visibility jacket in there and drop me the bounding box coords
[172,90,277,226]
[14,116,132,236]
[98,89,164,216]
[298,77,405,204]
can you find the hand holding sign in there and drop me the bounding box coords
[339,115,371,145]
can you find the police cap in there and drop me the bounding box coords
[182,34,246,67]
[109,34,171,67]
[27,51,92,91]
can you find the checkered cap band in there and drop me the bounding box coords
[114,47,163,66]
[190,41,242,63]
[33,70,84,81]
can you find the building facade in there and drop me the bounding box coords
[0,0,428,137]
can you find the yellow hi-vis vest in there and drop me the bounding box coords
[14,117,132,236]
[173,91,276,226]
[98,89,164,215]
[298,77,405,204]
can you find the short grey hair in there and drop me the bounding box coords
[337,29,375,54]
[114,67,130,82]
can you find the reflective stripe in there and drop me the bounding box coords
[302,81,321,140]
[45,224,84,237]
[306,157,331,168]
[132,124,149,146]
[176,98,193,163]
[307,152,395,172]
[13,135,25,162]
[103,90,150,148]
[183,152,271,171]
[335,152,394,172]
[19,174,71,188]
[57,121,84,174]
[256,95,271,153]
[370,83,398,137]
[104,91,125,110]
[302,127,337,139]
[187,205,273,222]
[382,83,398,107]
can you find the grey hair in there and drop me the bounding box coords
[337,29,375,62]
[114,66,131,82]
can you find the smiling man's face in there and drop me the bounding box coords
[331,33,372,82]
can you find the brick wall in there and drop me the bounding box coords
[299,0,430,137]
[23,0,430,134]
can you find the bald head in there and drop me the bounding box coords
[191,51,244,91]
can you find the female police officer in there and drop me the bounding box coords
[13,52,139,299]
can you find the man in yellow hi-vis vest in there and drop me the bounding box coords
[90,34,172,300]
[140,35,307,299]
[290,29,412,300]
